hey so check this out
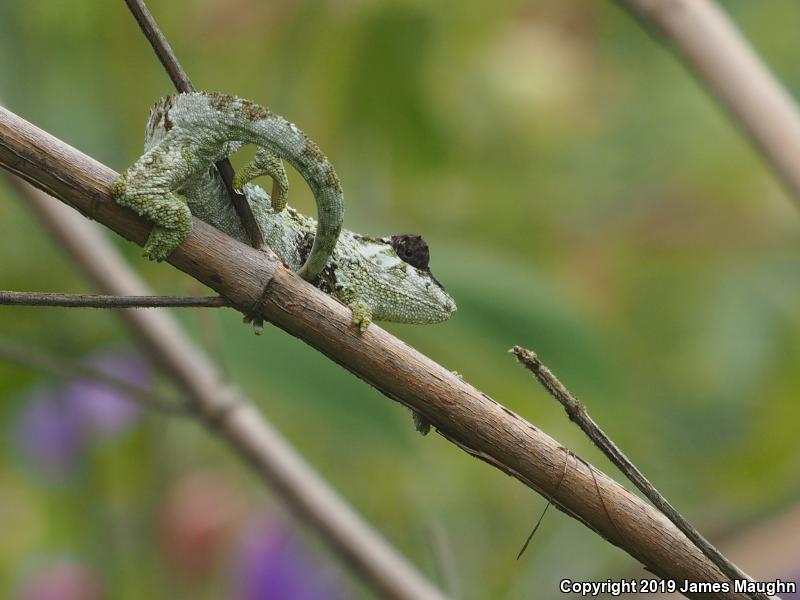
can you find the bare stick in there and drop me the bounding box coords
[0,291,229,309]
[618,0,800,205]
[0,103,761,599]
[122,0,265,248]
[0,340,190,416]
[511,346,765,600]
[4,177,446,600]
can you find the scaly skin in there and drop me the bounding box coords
[112,92,456,330]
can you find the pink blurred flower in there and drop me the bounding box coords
[158,471,247,581]
[17,557,103,600]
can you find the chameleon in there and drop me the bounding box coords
[111,91,456,331]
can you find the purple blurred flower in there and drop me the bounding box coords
[14,350,151,480]
[17,557,103,600]
[64,352,149,438]
[15,387,84,480]
[232,517,349,600]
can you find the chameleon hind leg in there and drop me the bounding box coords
[110,142,194,262]
[232,147,289,212]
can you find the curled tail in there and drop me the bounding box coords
[203,92,343,280]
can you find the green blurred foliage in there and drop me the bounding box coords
[2,0,800,597]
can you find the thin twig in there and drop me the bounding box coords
[0,340,191,416]
[0,291,230,309]
[516,448,570,559]
[122,0,265,248]
[511,346,766,600]
[0,104,757,599]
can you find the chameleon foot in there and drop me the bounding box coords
[111,179,192,262]
[242,313,264,335]
[412,411,432,436]
[233,147,289,212]
[142,222,191,262]
[350,300,373,333]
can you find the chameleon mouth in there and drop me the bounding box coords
[424,268,447,292]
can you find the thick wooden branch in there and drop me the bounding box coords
[0,104,753,598]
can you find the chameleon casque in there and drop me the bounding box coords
[111,92,456,330]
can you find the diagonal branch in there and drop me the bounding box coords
[0,104,757,599]
[512,346,765,600]
[617,0,800,205]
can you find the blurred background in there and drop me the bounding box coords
[1,0,800,598]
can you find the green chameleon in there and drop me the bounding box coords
[111,91,456,331]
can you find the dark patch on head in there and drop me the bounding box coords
[302,139,326,163]
[323,164,342,193]
[391,234,429,269]
[391,234,447,291]
[240,99,271,121]
[209,93,237,112]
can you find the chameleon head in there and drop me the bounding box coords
[391,260,457,324]
[360,234,457,324]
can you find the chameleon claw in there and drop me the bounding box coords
[234,148,289,213]
[350,300,372,333]
[242,312,264,335]
[412,411,432,436]
[231,171,246,195]
[142,224,187,262]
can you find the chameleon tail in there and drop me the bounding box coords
[214,93,344,281]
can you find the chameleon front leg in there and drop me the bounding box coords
[232,147,289,212]
[337,288,373,332]
[110,142,194,261]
